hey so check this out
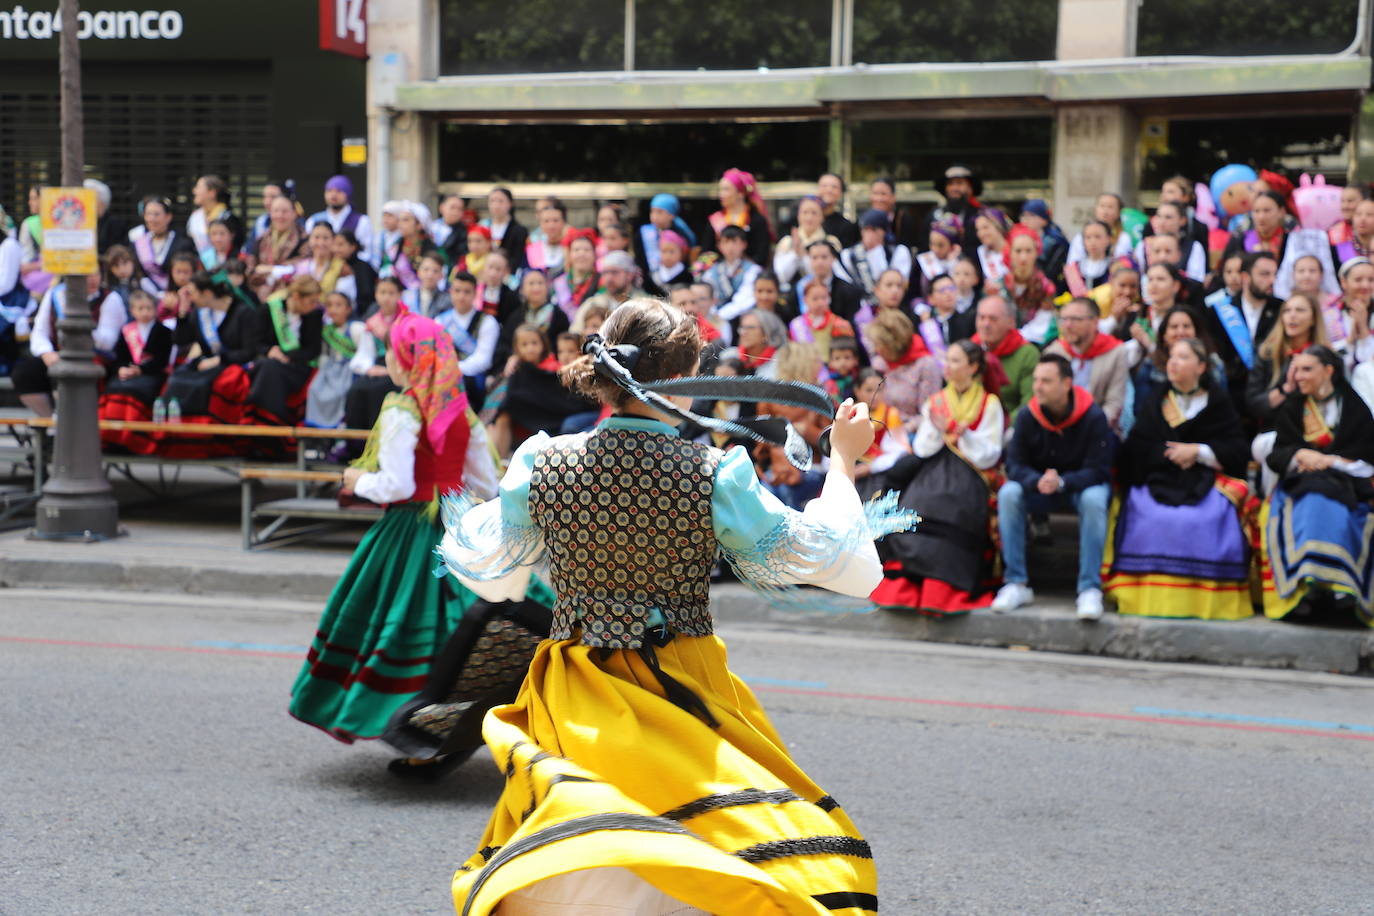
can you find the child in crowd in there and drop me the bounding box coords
[483,324,594,457]
[599,221,634,264]
[700,224,761,328]
[555,331,604,434]
[436,270,499,410]
[555,331,583,367]
[99,288,175,452]
[789,277,855,356]
[569,298,610,339]
[402,252,447,318]
[645,230,690,298]
[494,269,570,371]
[306,291,373,429]
[104,245,142,312]
[752,270,784,319]
[852,367,910,482]
[821,336,862,403]
[153,253,198,326]
[454,225,493,282]
[952,256,981,313]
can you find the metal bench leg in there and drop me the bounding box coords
[241,477,255,550]
[296,446,307,499]
[32,429,45,493]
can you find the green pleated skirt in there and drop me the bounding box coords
[289,502,480,742]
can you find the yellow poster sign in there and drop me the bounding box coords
[40,187,99,276]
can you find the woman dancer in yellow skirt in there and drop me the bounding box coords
[438,297,915,915]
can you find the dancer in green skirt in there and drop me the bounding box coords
[289,311,550,746]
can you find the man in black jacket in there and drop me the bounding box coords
[918,164,983,255]
[790,241,864,324]
[1207,251,1282,424]
[993,355,1117,620]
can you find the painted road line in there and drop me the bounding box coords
[1134,706,1374,734]
[743,676,829,689]
[194,640,311,653]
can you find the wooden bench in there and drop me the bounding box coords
[239,467,383,550]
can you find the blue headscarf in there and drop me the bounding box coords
[650,193,697,247]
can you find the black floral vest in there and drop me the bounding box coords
[528,426,720,649]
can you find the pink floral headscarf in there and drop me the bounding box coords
[389,312,468,454]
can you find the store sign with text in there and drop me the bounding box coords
[319,0,365,58]
[0,6,184,40]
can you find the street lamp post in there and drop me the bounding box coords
[33,0,119,540]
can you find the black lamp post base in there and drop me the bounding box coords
[31,494,123,541]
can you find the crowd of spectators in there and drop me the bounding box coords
[1,161,1371,627]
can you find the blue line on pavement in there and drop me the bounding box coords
[194,640,310,653]
[745,676,829,689]
[1133,707,1374,734]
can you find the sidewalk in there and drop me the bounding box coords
[4,516,1372,676]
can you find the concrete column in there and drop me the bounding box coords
[366,0,437,217]
[1052,0,1140,225]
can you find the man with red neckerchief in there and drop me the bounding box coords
[1045,296,1131,435]
[972,294,1040,417]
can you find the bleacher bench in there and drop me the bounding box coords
[239,467,382,550]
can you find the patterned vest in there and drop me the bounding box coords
[528,426,720,649]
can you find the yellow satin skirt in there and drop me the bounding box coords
[451,634,877,916]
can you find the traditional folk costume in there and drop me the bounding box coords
[289,254,357,303]
[876,336,943,431]
[1260,383,1374,626]
[128,226,195,292]
[245,294,323,427]
[873,382,1004,616]
[10,283,125,400]
[291,314,547,741]
[1103,384,1255,620]
[437,341,914,915]
[343,304,407,440]
[98,317,175,454]
[788,310,854,356]
[305,317,374,429]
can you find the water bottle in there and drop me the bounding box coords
[152,398,167,424]
[166,397,181,424]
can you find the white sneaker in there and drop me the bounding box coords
[990,583,1034,612]
[1076,588,1104,621]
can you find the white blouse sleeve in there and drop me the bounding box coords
[353,405,420,504]
[0,238,20,296]
[712,445,916,601]
[461,410,500,501]
[28,289,55,356]
[912,400,942,458]
[437,432,550,603]
[93,292,127,353]
[348,323,376,374]
[959,397,1005,470]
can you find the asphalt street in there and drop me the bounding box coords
[4,587,1373,915]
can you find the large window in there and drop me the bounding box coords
[850,117,1053,187]
[1137,0,1360,55]
[438,121,829,184]
[852,0,1058,64]
[1140,116,1350,187]
[633,0,832,70]
[439,0,625,75]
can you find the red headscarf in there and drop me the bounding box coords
[389,312,468,454]
[1003,224,1043,270]
[562,227,599,250]
[467,225,493,241]
[721,168,775,241]
[1260,169,1297,217]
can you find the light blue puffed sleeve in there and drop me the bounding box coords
[711,445,917,601]
[436,432,550,603]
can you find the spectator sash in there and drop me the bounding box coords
[846,242,893,295]
[267,297,301,353]
[121,321,148,365]
[918,315,950,364]
[322,323,357,360]
[444,311,484,359]
[197,306,224,355]
[1207,290,1254,370]
[134,231,171,289]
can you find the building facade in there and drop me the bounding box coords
[0,2,367,230]
[367,0,1372,227]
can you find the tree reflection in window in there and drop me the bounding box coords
[439,0,624,75]
[852,0,1058,64]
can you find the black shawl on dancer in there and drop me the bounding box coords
[1268,381,1374,507]
[1120,385,1249,506]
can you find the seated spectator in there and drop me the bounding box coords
[1115,263,1186,353]
[475,250,521,323]
[1045,297,1131,434]
[989,225,1056,345]
[636,192,696,278]
[752,271,785,321]
[841,209,913,304]
[1249,294,1330,495]
[164,274,260,444]
[553,229,600,318]
[915,272,976,366]
[702,225,761,328]
[494,269,570,372]
[14,273,125,417]
[392,202,437,290]
[334,229,376,315]
[920,164,983,255]
[792,240,864,324]
[861,268,912,343]
[874,340,1005,616]
[525,198,569,277]
[1064,219,1114,296]
[344,276,406,439]
[972,294,1038,417]
[199,217,241,274]
[247,182,282,251]
[306,291,373,429]
[1104,338,1253,620]
[1203,252,1244,311]
[1140,233,1205,305]
[1284,253,1332,306]
[150,253,198,328]
[772,196,840,300]
[1209,251,1283,421]
[952,256,982,314]
[865,307,941,436]
[481,186,528,272]
[1330,187,1371,257]
[1141,201,1207,282]
[1128,305,1227,431]
[246,275,324,427]
[644,230,691,298]
[852,366,911,486]
[816,172,859,248]
[973,208,1010,285]
[187,174,242,256]
[868,176,919,248]
[249,195,306,294]
[98,288,174,453]
[485,323,594,457]
[435,271,498,410]
[707,168,774,268]
[128,194,197,292]
[752,342,828,508]
[102,244,142,313]
[555,331,603,434]
[287,222,356,302]
[570,296,610,339]
[994,355,1116,619]
[453,225,493,284]
[1223,190,1289,265]
[913,214,963,299]
[401,253,447,318]
[373,199,405,274]
[306,174,373,265]
[1261,346,1374,627]
[1327,256,1374,369]
[430,193,472,267]
[687,280,727,358]
[598,221,634,267]
[598,251,641,306]
[1018,199,1068,290]
[820,336,861,402]
[790,277,856,357]
[731,308,787,379]
[1066,193,1128,264]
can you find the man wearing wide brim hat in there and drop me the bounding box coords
[921,164,984,256]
